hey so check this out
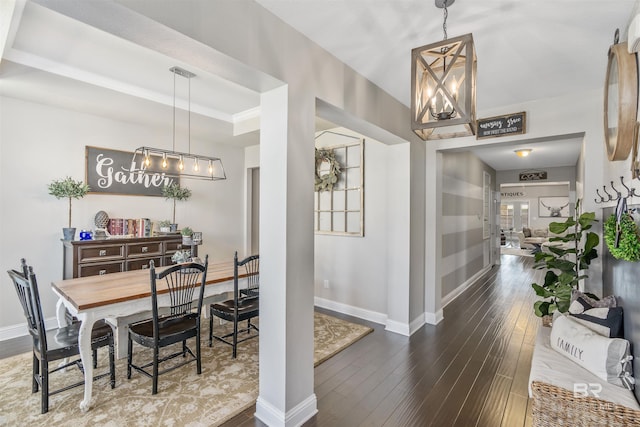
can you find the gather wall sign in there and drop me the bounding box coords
[85,146,178,196]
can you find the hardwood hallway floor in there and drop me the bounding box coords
[224,254,542,427]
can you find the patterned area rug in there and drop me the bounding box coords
[0,311,372,426]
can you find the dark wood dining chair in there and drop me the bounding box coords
[7,258,115,414]
[127,256,208,395]
[209,252,259,358]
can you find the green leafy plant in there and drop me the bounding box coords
[181,226,193,237]
[158,220,171,228]
[604,212,640,262]
[531,201,599,317]
[48,176,90,228]
[161,183,191,224]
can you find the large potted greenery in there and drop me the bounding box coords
[161,183,191,231]
[531,200,599,324]
[48,176,90,240]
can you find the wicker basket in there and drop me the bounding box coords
[531,381,640,426]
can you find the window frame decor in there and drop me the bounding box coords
[314,132,364,237]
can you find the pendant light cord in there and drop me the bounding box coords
[172,70,176,152]
[442,3,448,40]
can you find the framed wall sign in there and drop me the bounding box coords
[539,196,569,218]
[85,146,178,196]
[519,170,547,181]
[476,112,526,139]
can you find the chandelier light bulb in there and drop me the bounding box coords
[144,149,151,167]
[208,160,214,175]
[178,155,184,171]
[162,152,168,168]
[193,158,199,172]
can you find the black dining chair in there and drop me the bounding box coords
[209,252,259,358]
[7,258,115,414]
[127,256,208,395]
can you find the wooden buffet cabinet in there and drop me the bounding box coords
[62,235,198,279]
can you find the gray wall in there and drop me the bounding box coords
[441,151,496,299]
[602,206,640,402]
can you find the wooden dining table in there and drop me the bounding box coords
[51,260,240,412]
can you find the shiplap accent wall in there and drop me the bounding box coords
[441,151,496,299]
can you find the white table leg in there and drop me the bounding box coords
[76,313,97,412]
[55,298,70,327]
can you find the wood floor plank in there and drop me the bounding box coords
[501,393,529,427]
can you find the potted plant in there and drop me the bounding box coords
[181,226,193,245]
[531,200,599,325]
[48,176,90,240]
[161,183,191,231]
[158,220,172,233]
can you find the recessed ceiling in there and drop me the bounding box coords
[1,0,635,161]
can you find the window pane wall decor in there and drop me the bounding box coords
[314,131,364,236]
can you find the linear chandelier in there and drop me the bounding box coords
[133,66,226,181]
[411,0,477,140]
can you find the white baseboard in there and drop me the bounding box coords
[385,319,410,336]
[0,317,58,341]
[314,297,387,325]
[255,393,318,427]
[424,309,443,325]
[441,265,492,308]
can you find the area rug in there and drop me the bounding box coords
[0,311,372,427]
[501,247,534,257]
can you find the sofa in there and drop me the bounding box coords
[516,227,550,249]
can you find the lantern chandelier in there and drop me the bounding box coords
[133,66,226,181]
[411,0,477,140]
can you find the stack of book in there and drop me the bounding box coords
[107,218,151,237]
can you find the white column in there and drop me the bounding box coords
[255,85,317,426]
[425,145,443,324]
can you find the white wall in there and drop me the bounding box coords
[314,131,387,317]
[0,97,246,334]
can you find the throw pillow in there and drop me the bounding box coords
[523,227,532,238]
[550,315,634,389]
[569,289,617,314]
[570,306,624,338]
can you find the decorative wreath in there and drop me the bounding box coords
[604,212,640,262]
[314,148,342,192]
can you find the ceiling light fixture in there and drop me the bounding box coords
[515,149,532,158]
[133,66,226,181]
[411,0,477,140]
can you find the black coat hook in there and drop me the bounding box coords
[596,189,606,203]
[610,181,622,200]
[602,185,614,201]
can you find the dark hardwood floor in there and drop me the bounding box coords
[222,254,541,427]
[0,254,540,426]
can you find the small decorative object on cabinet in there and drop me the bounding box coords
[48,176,90,241]
[62,235,197,279]
[161,183,191,230]
[158,220,172,233]
[181,227,193,245]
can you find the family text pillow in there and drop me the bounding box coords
[550,314,634,389]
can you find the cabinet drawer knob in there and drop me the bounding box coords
[141,246,148,253]
[177,244,182,249]
[99,250,107,256]
[99,269,107,275]
[141,264,148,269]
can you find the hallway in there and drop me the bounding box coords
[226,254,542,426]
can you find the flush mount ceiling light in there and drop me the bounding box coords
[133,66,226,181]
[411,0,477,140]
[515,149,532,158]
